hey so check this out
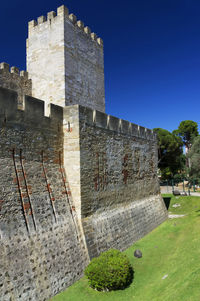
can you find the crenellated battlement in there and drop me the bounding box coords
[0,62,30,80]
[65,105,157,141]
[28,5,103,47]
[27,4,105,113]
[0,86,62,129]
[0,83,155,142]
[0,62,32,109]
[79,105,156,141]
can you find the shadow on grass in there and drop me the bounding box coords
[163,197,171,210]
[123,268,135,290]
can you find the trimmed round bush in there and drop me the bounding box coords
[84,249,133,291]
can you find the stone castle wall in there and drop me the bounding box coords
[63,105,168,259]
[0,87,168,300]
[0,5,168,299]
[0,63,32,109]
[27,5,105,114]
[0,87,89,301]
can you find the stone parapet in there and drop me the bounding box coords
[78,105,157,141]
[0,62,32,109]
[28,5,103,47]
[0,86,62,129]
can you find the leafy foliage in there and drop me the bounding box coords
[154,128,185,179]
[173,120,199,149]
[188,136,200,180]
[173,173,188,184]
[84,249,133,291]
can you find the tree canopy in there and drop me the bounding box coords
[173,120,198,149]
[154,120,199,181]
[154,128,185,179]
[188,136,200,181]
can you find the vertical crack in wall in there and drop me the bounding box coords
[20,149,37,231]
[12,149,30,234]
[41,150,57,223]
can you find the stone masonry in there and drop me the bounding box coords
[27,5,105,115]
[0,4,168,300]
[0,87,89,301]
[0,63,32,109]
[64,105,167,258]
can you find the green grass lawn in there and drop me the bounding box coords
[51,195,200,301]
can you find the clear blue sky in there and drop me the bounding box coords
[0,0,200,132]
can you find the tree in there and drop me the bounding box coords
[173,120,199,169]
[173,120,199,150]
[154,128,185,179]
[188,136,200,181]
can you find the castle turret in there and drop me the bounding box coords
[27,5,105,114]
[0,62,32,109]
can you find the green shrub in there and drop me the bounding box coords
[84,249,133,291]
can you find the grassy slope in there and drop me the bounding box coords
[51,195,200,301]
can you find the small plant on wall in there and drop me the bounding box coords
[84,249,134,291]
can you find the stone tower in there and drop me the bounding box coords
[27,5,105,114]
